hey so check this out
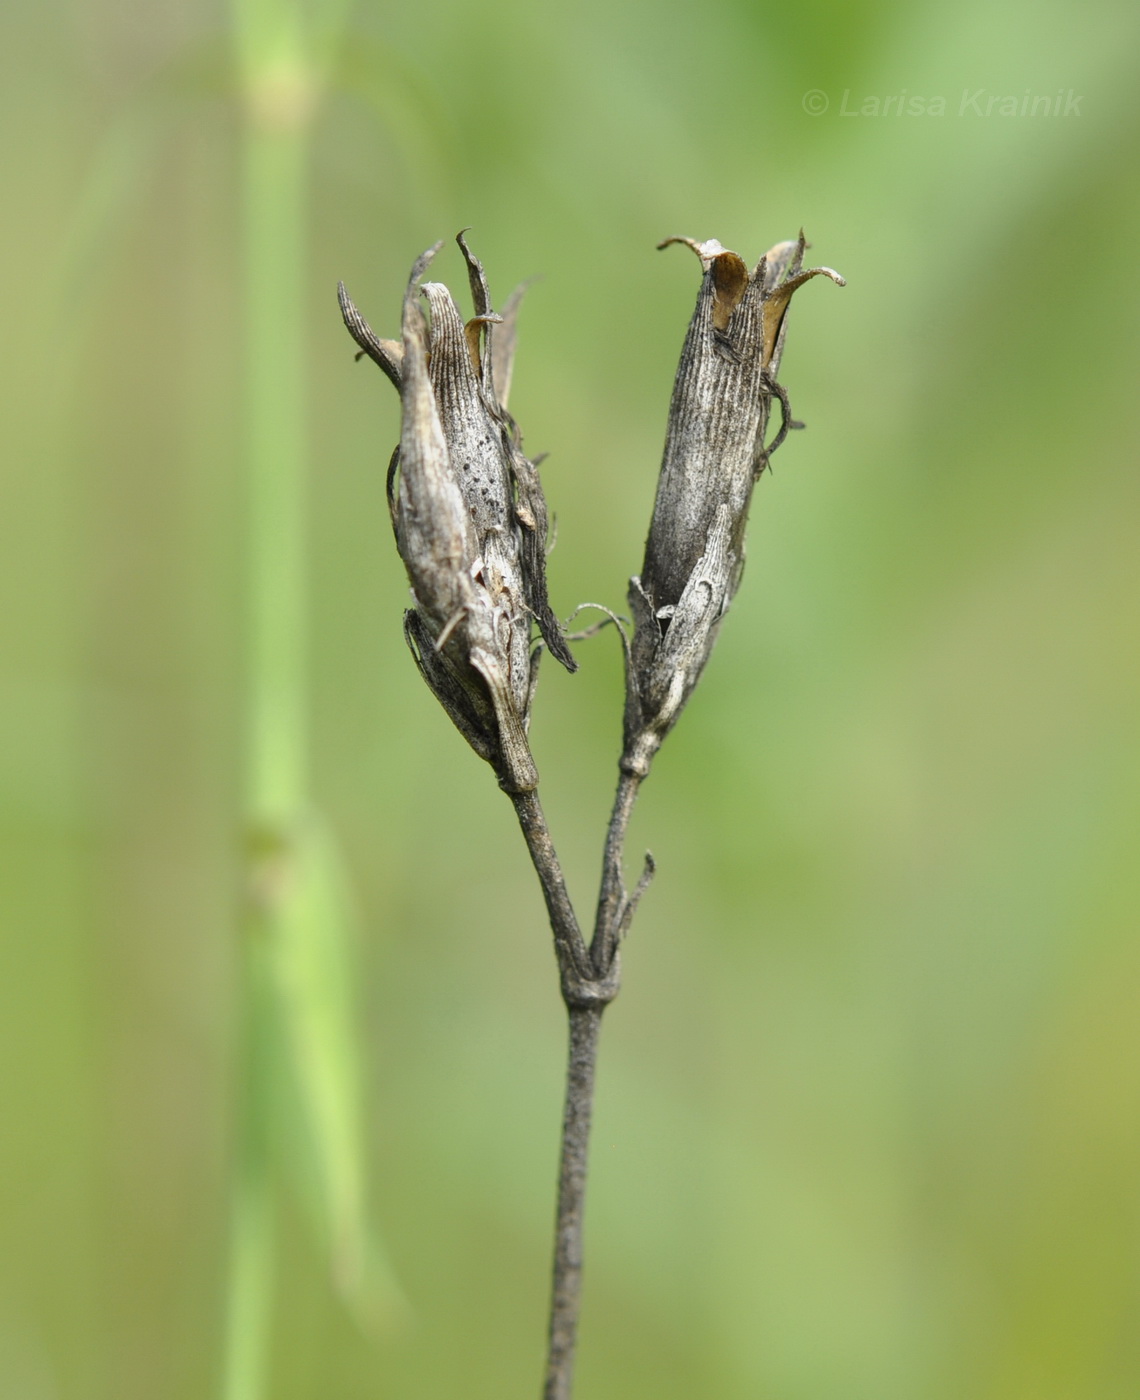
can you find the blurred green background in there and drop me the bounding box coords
[4,0,1140,1395]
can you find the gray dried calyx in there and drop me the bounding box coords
[622,233,845,778]
[340,229,844,793]
[338,233,575,794]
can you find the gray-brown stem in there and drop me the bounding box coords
[509,789,598,999]
[543,1004,603,1400]
[591,769,643,972]
[510,764,651,1400]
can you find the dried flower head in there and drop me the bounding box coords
[622,233,845,777]
[339,234,575,792]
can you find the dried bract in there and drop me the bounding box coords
[622,234,845,776]
[339,235,575,791]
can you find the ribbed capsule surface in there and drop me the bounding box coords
[623,234,845,776]
[339,235,577,792]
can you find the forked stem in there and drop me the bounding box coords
[509,764,651,1400]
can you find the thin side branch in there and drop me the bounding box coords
[509,789,612,1004]
[591,768,645,971]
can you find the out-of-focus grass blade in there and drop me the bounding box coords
[271,812,404,1331]
[222,907,281,1400]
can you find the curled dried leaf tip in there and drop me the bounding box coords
[339,234,577,791]
[623,232,845,777]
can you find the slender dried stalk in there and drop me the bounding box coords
[340,229,841,1400]
[510,791,596,997]
[504,235,840,1398]
[544,1004,602,1400]
[510,768,650,1400]
[592,770,645,970]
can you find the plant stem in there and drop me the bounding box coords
[591,769,643,970]
[543,1004,603,1400]
[510,764,650,1400]
[509,790,595,994]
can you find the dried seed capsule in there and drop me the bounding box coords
[623,234,844,776]
[339,236,575,791]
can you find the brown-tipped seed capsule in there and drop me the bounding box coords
[622,233,845,777]
[339,235,576,792]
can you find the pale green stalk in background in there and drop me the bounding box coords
[227,6,312,1395]
[226,2,385,1397]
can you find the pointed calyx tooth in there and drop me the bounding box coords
[457,228,492,316]
[456,229,498,397]
[338,280,404,389]
[759,264,846,369]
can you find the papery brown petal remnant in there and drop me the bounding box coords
[489,278,535,412]
[622,233,844,777]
